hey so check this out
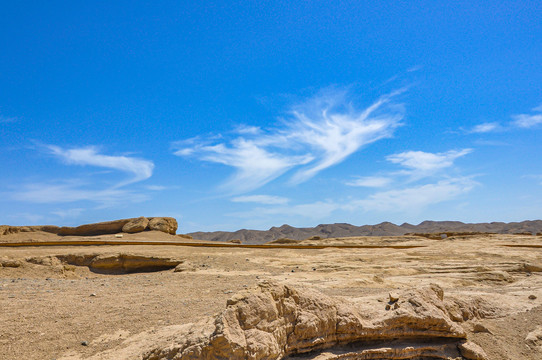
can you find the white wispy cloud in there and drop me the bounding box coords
[9,145,155,206]
[48,145,154,185]
[146,185,168,191]
[11,181,149,206]
[229,177,476,225]
[386,149,472,176]
[174,87,405,193]
[231,195,289,205]
[469,122,501,133]
[348,178,476,213]
[234,125,262,135]
[287,89,404,183]
[230,200,339,221]
[511,114,542,128]
[346,176,392,188]
[181,138,312,193]
[467,104,542,133]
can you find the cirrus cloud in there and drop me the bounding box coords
[386,149,472,177]
[174,87,405,193]
[48,145,154,186]
[231,195,290,205]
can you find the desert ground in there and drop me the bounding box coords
[1,228,542,359]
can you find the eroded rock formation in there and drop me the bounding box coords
[148,217,178,235]
[0,225,60,235]
[59,217,179,236]
[66,281,495,359]
[26,253,184,273]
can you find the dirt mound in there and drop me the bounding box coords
[62,281,499,359]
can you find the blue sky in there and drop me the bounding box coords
[1,1,541,232]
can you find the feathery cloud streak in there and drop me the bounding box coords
[469,104,542,133]
[48,145,154,185]
[469,122,501,133]
[11,181,149,205]
[287,90,404,183]
[350,178,476,213]
[512,114,542,128]
[231,195,289,205]
[346,176,393,188]
[10,145,154,206]
[174,89,404,193]
[386,149,472,177]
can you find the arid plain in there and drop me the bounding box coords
[1,220,542,359]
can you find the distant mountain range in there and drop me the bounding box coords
[188,220,542,244]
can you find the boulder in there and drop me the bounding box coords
[122,217,149,233]
[148,217,178,235]
[0,257,22,268]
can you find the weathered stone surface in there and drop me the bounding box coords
[78,282,474,360]
[52,253,183,273]
[458,341,489,360]
[56,217,178,236]
[0,225,60,235]
[526,326,542,348]
[122,217,149,233]
[148,217,178,235]
[0,257,22,268]
[58,219,134,236]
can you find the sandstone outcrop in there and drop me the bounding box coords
[0,217,178,237]
[27,253,184,273]
[122,217,149,233]
[65,281,499,360]
[57,217,177,236]
[0,225,60,235]
[58,219,134,236]
[148,217,177,235]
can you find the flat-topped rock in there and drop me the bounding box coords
[58,219,134,236]
[57,217,178,236]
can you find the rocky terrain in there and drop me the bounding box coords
[1,218,542,359]
[188,220,542,244]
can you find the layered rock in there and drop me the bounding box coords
[0,225,60,235]
[0,217,178,237]
[58,219,133,236]
[27,253,184,273]
[66,281,497,360]
[58,217,177,236]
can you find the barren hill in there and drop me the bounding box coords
[188,220,542,244]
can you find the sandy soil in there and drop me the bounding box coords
[1,231,542,359]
